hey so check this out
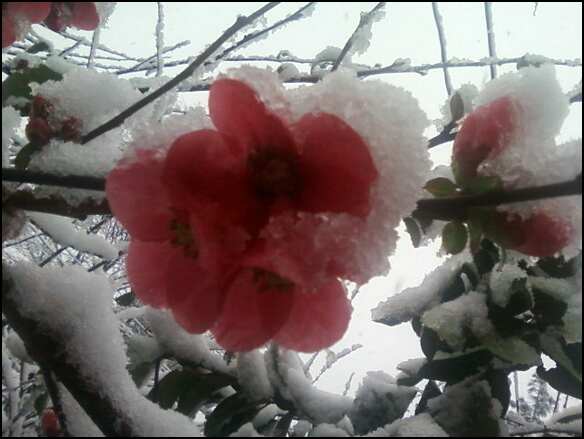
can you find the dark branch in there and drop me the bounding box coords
[80,2,280,145]
[2,169,105,191]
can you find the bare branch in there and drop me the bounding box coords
[484,3,497,79]
[431,2,453,96]
[331,2,386,72]
[155,2,165,77]
[80,2,281,145]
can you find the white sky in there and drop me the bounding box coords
[29,2,583,400]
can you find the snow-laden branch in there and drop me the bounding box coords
[79,2,281,145]
[155,2,164,77]
[331,2,386,71]
[87,27,101,69]
[431,3,453,96]
[3,169,581,221]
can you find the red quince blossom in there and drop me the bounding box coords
[106,79,378,352]
[2,2,51,48]
[44,2,100,32]
[452,96,517,183]
[41,408,60,437]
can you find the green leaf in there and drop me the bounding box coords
[537,254,582,278]
[129,362,154,388]
[403,217,421,247]
[532,287,568,329]
[14,142,42,170]
[449,92,465,122]
[26,42,52,54]
[442,221,468,255]
[177,373,235,416]
[467,211,484,254]
[415,380,441,415]
[424,177,459,197]
[204,393,262,437]
[417,349,493,383]
[34,391,48,416]
[463,175,503,195]
[2,64,62,105]
[149,370,185,409]
[472,238,500,275]
[115,291,136,306]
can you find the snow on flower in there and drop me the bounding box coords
[2,3,51,48]
[106,67,430,353]
[452,65,580,257]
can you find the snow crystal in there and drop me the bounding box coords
[145,307,230,375]
[230,422,261,437]
[26,211,119,259]
[95,2,117,27]
[489,263,528,308]
[277,63,300,81]
[2,107,21,168]
[422,291,494,350]
[347,6,386,58]
[396,358,427,377]
[5,331,32,364]
[125,334,163,366]
[7,263,202,436]
[310,423,349,437]
[44,55,77,75]
[350,371,417,434]
[372,252,468,325]
[314,46,344,64]
[237,350,274,402]
[384,413,448,437]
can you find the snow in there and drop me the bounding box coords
[7,263,203,436]
[371,252,467,326]
[145,308,231,375]
[489,263,528,308]
[230,422,261,437]
[59,385,104,437]
[277,62,300,81]
[310,423,349,437]
[347,6,386,58]
[422,291,494,350]
[5,331,32,364]
[26,211,119,259]
[396,358,427,377]
[252,404,282,430]
[434,83,479,130]
[292,419,312,437]
[237,350,274,402]
[384,413,448,436]
[2,107,21,168]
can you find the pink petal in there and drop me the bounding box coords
[163,129,265,233]
[70,2,99,30]
[209,79,296,154]
[126,239,176,308]
[165,249,227,334]
[5,2,51,23]
[106,149,174,242]
[212,269,295,352]
[275,279,352,353]
[294,113,378,218]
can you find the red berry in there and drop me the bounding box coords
[26,117,53,146]
[59,117,83,142]
[41,408,60,437]
[31,96,54,119]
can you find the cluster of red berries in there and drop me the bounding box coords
[41,408,61,437]
[26,96,83,148]
[3,2,100,48]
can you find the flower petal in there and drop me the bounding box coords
[163,129,265,232]
[212,269,295,352]
[294,113,378,218]
[5,2,51,23]
[209,79,296,153]
[165,249,227,334]
[126,239,175,308]
[106,149,174,242]
[274,279,352,352]
[70,2,100,30]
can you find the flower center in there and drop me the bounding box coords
[252,268,294,293]
[169,219,198,258]
[248,149,301,199]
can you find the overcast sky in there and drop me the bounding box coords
[31,2,583,399]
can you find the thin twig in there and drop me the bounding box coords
[484,3,497,80]
[114,40,191,75]
[331,2,385,72]
[80,2,280,145]
[342,372,355,397]
[155,2,165,77]
[41,368,70,437]
[87,27,101,69]
[431,2,453,96]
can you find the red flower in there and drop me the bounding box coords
[452,96,517,183]
[2,2,51,48]
[44,2,100,32]
[107,79,378,352]
[41,408,60,437]
[495,211,572,257]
